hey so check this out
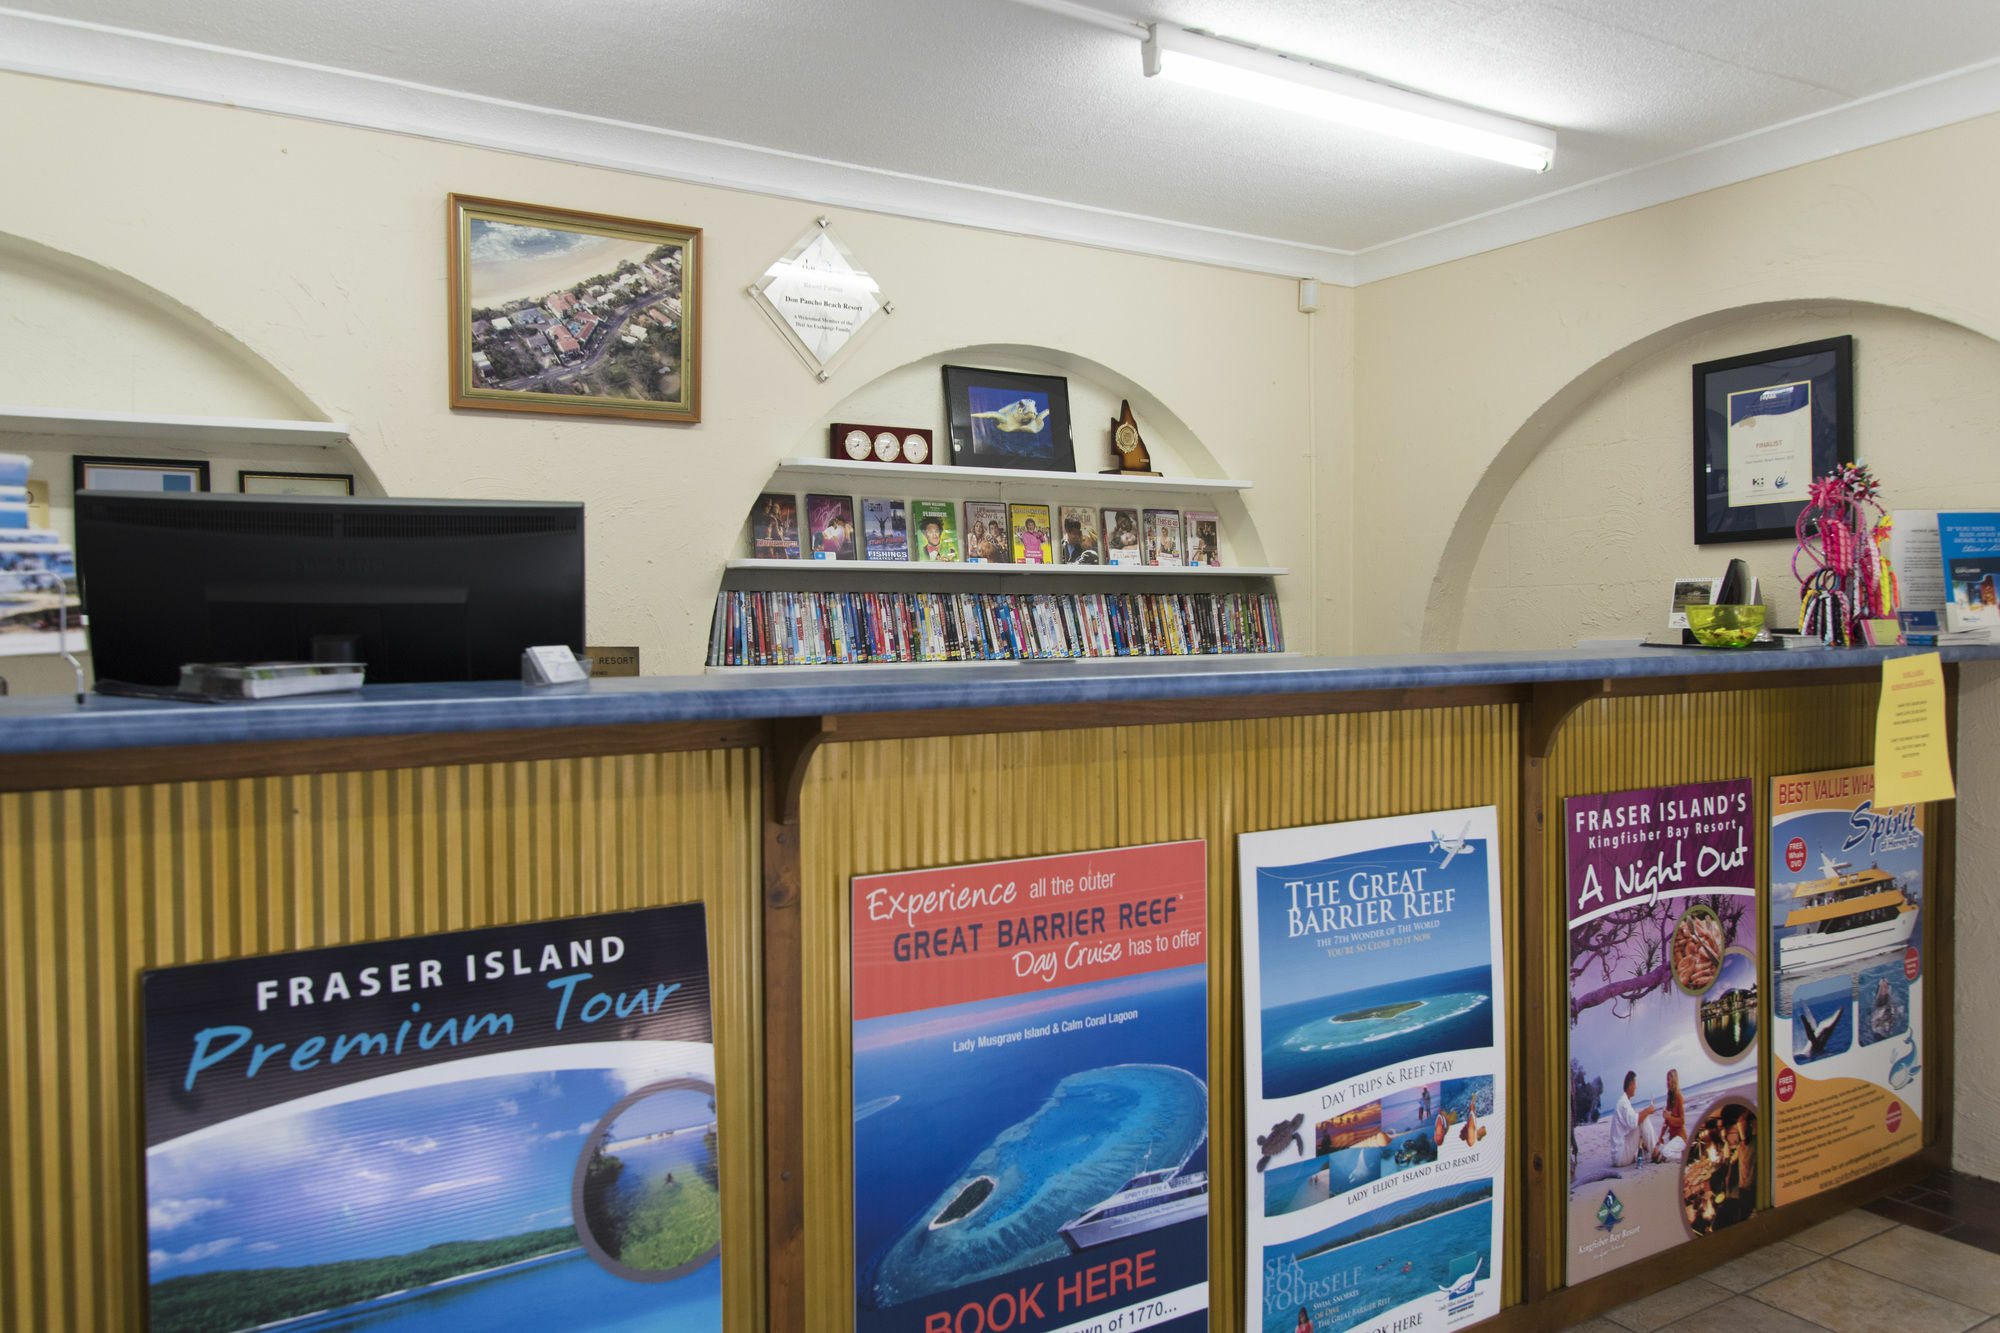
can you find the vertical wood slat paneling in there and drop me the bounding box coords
[1531,684,1880,1294]
[799,706,1521,1333]
[0,748,766,1333]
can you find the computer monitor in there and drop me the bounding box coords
[74,492,585,686]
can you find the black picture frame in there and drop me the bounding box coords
[1692,335,1853,545]
[942,365,1074,473]
[72,455,211,495]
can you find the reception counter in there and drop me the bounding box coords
[3,644,1990,1332]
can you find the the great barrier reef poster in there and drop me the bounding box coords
[851,842,1210,1333]
[1769,766,1925,1205]
[1565,779,1760,1285]
[141,905,720,1333]
[1239,808,1507,1333]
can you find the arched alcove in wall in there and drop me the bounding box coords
[0,229,377,497]
[785,342,1270,565]
[1422,301,2000,651]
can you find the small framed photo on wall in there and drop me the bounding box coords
[73,456,209,494]
[1692,335,1853,545]
[942,365,1074,473]
[239,470,356,497]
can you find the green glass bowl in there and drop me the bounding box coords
[1686,603,1766,648]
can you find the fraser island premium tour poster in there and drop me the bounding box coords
[1566,780,1759,1285]
[141,905,721,1333]
[1240,808,1507,1333]
[1769,767,1925,1205]
[852,842,1210,1333]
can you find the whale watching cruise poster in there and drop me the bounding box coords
[1565,779,1760,1285]
[851,842,1210,1333]
[1239,807,1507,1333]
[1769,766,1925,1205]
[140,905,721,1333]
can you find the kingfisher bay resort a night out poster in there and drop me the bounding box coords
[1769,766,1925,1205]
[1565,779,1760,1285]
[851,842,1210,1333]
[141,905,720,1333]
[1240,808,1507,1333]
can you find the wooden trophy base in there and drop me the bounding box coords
[1101,468,1162,476]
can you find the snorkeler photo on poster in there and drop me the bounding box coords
[851,842,1210,1333]
[1565,779,1760,1285]
[141,905,721,1333]
[1240,808,1506,1333]
[1769,766,1925,1205]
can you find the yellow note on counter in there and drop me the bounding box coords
[1875,652,1956,806]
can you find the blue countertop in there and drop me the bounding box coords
[2,644,1994,757]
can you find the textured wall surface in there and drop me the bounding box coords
[796,707,1521,1333]
[0,749,765,1331]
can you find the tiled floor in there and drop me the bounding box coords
[1563,1172,2000,1332]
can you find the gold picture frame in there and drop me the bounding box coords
[448,194,701,424]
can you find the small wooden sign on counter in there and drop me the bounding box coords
[586,646,640,678]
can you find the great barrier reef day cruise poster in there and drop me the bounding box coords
[1769,767,1925,1205]
[141,905,720,1333]
[1566,779,1759,1285]
[852,842,1210,1333]
[1239,807,1507,1333]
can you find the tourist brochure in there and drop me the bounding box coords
[1939,510,2000,632]
[1239,808,1506,1333]
[863,498,910,562]
[140,905,721,1333]
[851,842,1210,1333]
[1565,779,1760,1285]
[0,454,82,657]
[1767,767,1925,1206]
[911,501,959,563]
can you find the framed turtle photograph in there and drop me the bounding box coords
[941,365,1073,473]
[448,194,701,423]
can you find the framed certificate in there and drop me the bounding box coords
[1691,336,1852,545]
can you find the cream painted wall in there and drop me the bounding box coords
[1355,114,2000,1180]
[0,70,1330,683]
[1462,303,2000,646]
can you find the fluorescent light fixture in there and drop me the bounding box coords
[1142,25,1556,172]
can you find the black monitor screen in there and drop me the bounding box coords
[75,493,584,686]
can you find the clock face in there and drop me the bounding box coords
[873,431,900,462]
[843,428,871,460]
[902,432,929,464]
[1114,422,1139,454]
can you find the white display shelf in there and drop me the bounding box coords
[770,458,1250,493]
[724,558,1285,577]
[706,651,1297,674]
[0,405,350,447]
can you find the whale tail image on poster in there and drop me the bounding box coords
[852,841,1212,1333]
[1769,767,1925,1205]
[1240,807,1507,1333]
[1565,779,1759,1284]
[141,905,721,1333]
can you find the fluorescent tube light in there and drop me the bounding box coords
[1142,25,1556,172]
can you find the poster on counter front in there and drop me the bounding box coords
[1769,767,1925,1205]
[141,905,721,1333]
[1240,808,1506,1333]
[1565,780,1759,1285]
[852,842,1210,1333]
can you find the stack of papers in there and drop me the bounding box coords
[0,453,83,658]
[1891,510,2000,644]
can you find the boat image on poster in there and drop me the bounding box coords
[1058,1138,1210,1251]
[1776,852,1917,976]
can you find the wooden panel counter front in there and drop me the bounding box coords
[0,648,1974,1332]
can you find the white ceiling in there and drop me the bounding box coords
[6,0,2000,281]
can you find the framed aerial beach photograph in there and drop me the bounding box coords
[73,455,209,494]
[1692,335,1851,545]
[941,365,1073,472]
[448,194,701,423]
[239,470,355,497]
